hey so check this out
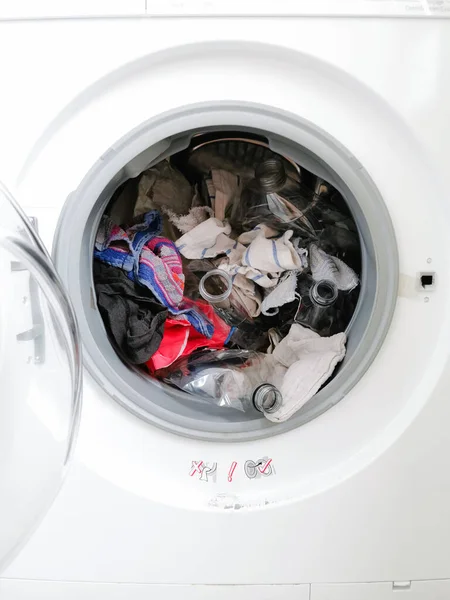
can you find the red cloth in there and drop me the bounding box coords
[146,300,231,371]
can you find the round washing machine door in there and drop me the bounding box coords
[0,183,82,572]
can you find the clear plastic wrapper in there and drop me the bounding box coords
[157,349,281,413]
[229,158,317,237]
[229,161,359,260]
[288,178,360,259]
[225,326,270,352]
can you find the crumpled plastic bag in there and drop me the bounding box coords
[158,349,265,411]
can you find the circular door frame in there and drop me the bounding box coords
[52,102,398,441]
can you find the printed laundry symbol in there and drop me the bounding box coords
[189,460,217,482]
[228,461,238,482]
[244,457,274,479]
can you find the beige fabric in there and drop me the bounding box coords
[242,324,346,423]
[210,169,242,221]
[176,219,304,288]
[134,160,193,217]
[266,328,282,354]
[240,229,303,274]
[216,267,262,318]
[175,218,244,262]
[266,325,346,422]
[166,206,213,234]
[176,218,308,316]
[261,271,299,316]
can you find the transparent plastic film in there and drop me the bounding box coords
[158,349,280,413]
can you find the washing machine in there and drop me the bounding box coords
[1,1,450,598]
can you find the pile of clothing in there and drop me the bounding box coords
[93,139,360,423]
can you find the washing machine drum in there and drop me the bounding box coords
[53,127,397,442]
[0,184,81,571]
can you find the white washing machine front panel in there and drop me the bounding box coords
[1,8,450,597]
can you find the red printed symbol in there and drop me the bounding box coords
[189,461,204,477]
[259,458,272,474]
[244,457,274,479]
[189,460,217,482]
[228,461,238,482]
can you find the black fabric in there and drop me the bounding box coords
[94,261,168,364]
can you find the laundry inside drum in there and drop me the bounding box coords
[92,131,361,425]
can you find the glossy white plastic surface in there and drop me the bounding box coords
[0,580,309,599]
[0,1,144,19]
[311,580,450,599]
[0,0,449,19]
[143,0,450,16]
[1,11,450,594]
[0,186,81,571]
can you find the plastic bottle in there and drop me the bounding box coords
[252,383,282,414]
[197,269,269,348]
[234,166,359,256]
[294,177,360,257]
[294,276,339,336]
[229,158,317,237]
[160,349,282,415]
[187,260,257,325]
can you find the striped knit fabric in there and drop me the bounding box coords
[94,211,214,338]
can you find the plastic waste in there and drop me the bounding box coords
[198,269,233,304]
[158,349,282,414]
[289,178,360,257]
[229,158,317,237]
[232,166,358,257]
[294,276,339,336]
[225,325,270,352]
[185,260,269,350]
[187,259,256,324]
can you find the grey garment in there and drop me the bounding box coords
[134,160,193,217]
[94,261,168,364]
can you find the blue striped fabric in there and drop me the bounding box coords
[271,240,282,269]
[94,212,214,338]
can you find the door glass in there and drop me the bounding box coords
[0,183,82,571]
